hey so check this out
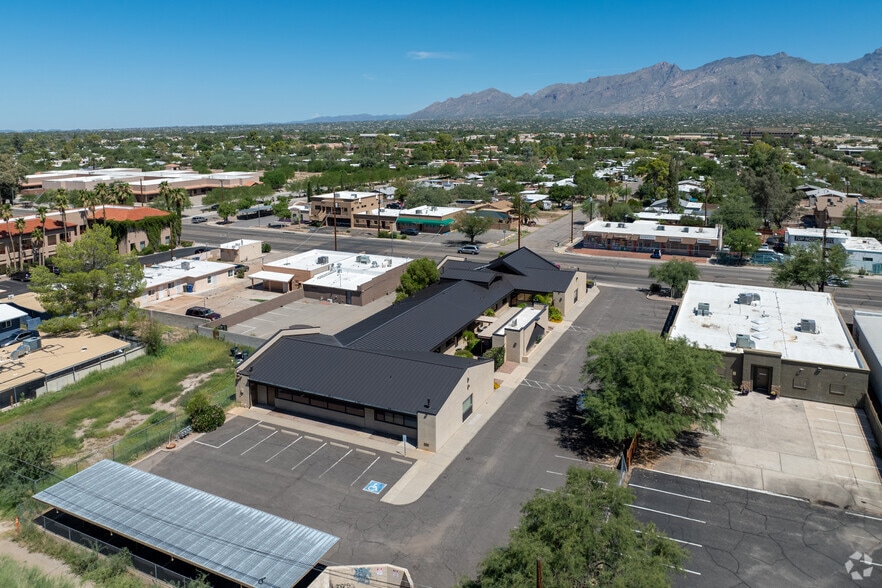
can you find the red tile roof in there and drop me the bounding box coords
[93,206,170,222]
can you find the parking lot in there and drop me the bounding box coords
[630,469,882,587]
[188,417,414,499]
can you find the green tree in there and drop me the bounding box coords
[594,200,632,222]
[53,189,70,243]
[459,467,686,588]
[547,184,575,205]
[0,153,26,204]
[111,181,134,205]
[14,217,25,270]
[217,201,238,224]
[405,186,455,209]
[36,206,48,265]
[395,258,439,302]
[438,163,459,178]
[185,392,226,433]
[573,169,607,201]
[0,203,12,271]
[0,421,60,508]
[453,212,492,244]
[581,330,733,445]
[272,196,291,220]
[516,196,538,225]
[709,193,761,231]
[93,182,110,220]
[261,169,288,190]
[647,259,700,298]
[724,228,762,263]
[30,225,145,332]
[30,226,43,267]
[770,242,850,292]
[163,186,189,259]
[82,187,102,222]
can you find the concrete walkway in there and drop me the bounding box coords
[236,283,600,506]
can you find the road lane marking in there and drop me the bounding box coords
[266,436,302,462]
[241,430,278,455]
[291,443,326,471]
[194,420,263,449]
[555,455,584,462]
[319,449,353,478]
[629,504,706,524]
[546,470,565,476]
[847,511,882,522]
[630,483,711,503]
[351,456,381,487]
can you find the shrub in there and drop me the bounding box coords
[649,282,662,294]
[549,306,563,322]
[455,349,473,358]
[262,242,272,253]
[141,318,165,356]
[185,392,226,433]
[236,269,245,279]
[483,346,505,370]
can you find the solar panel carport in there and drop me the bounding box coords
[33,460,339,588]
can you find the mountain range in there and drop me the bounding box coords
[405,48,882,119]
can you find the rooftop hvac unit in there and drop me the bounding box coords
[658,225,665,231]
[617,223,626,228]
[180,261,191,270]
[738,292,761,305]
[694,302,711,316]
[371,261,379,268]
[356,255,370,264]
[800,319,818,334]
[735,334,755,349]
[605,222,611,227]
[317,255,329,264]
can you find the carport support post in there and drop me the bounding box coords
[402,434,407,457]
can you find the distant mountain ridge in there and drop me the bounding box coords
[409,48,882,119]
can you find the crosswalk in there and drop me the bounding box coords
[520,378,582,395]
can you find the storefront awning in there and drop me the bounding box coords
[398,217,454,226]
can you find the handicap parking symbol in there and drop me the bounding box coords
[363,480,386,494]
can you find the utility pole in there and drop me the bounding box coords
[333,191,338,251]
[516,192,522,250]
[536,557,543,588]
[377,194,381,238]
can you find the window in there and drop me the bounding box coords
[165,236,170,244]
[207,275,214,285]
[0,320,12,329]
[375,410,417,429]
[462,395,473,421]
[228,270,234,277]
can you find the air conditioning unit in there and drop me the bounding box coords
[800,319,818,334]
[735,334,755,349]
[694,302,711,316]
[181,261,191,270]
[617,223,626,228]
[356,255,370,264]
[317,255,329,264]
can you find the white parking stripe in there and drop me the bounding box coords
[629,504,706,524]
[816,429,869,439]
[351,456,381,487]
[319,449,352,478]
[831,459,878,469]
[265,436,302,462]
[634,529,703,548]
[546,470,565,476]
[194,420,263,449]
[555,455,585,463]
[241,430,278,456]
[630,483,711,503]
[847,511,882,522]
[291,442,326,471]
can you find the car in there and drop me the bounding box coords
[266,221,287,229]
[0,329,39,348]
[8,270,30,282]
[650,249,662,259]
[560,203,573,210]
[401,228,419,236]
[826,276,850,287]
[458,244,480,255]
[191,216,208,224]
[45,264,61,275]
[185,306,221,320]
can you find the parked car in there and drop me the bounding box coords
[45,263,61,275]
[191,216,208,224]
[185,306,221,320]
[458,244,480,255]
[650,249,662,259]
[826,276,850,287]
[8,270,31,282]
[560,203,573,210]
[401,228,419,236]
[0,329,39,348]
[266,221,287,228]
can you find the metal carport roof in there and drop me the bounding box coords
[34,460,339,588]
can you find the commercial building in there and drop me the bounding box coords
[219,238,262,264]
[784,227,851,249]
[784,228,882,274]
[249,249,411,304]
[309,191,381,227]
[669,281,869,406]
[139,259,237,306]
[396,205,460,234]
[582,220,723,257]
[20,168,260,203]
[236,248,586,451]
[853,311,882,406]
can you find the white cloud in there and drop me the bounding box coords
[407,51,460,61]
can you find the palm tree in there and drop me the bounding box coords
[31,227,43,267]
[36,206,48,265]
[94,182,110,221]
[82,188,102,223]
[53,189,69,243]
[0,203,12,273]
[164,187,189,260]
[14,217,26,270]
[111,182,134,205]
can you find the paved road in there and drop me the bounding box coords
[629,469,882,587]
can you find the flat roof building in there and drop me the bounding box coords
[582,219,723,257]
[669,281,868,405]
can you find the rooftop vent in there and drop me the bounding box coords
[682,227,689,232]
[317,255,329,264]
[605,222,611,227]
[738,292,761,305]
[695,302,711,316]
[735,334,756,349]
[617,222,626,228]
[658,225,665,231]
[799,318,818,334]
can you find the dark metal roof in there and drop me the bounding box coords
[338,278,513,352]
[246,337,487,415]
[34,460,339,588]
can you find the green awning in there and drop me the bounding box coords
[398,217,455,226]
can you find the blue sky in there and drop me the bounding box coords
[3,0,881,130]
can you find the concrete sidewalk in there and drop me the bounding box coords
[235,284,600,506]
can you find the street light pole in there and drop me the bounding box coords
[333,191,338,251]
[377,194,381,238]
